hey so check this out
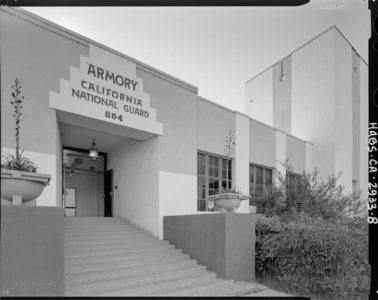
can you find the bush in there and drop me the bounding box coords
[255,214,369,299]
[254,161,369,298]
[254,160,365,220]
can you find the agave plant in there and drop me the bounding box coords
[223,130,235,193]
[1,78,38,173]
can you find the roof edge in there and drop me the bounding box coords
[197,96,312,145]
[3,7,198,94]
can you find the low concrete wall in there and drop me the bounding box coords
[163,213,255,282]
[0,206,65,296]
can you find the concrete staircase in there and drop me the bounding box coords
[64,217,259,296]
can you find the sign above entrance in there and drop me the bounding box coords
[49,44,163,140]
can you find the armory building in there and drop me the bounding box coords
[1,7,368,241]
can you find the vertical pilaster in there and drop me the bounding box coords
[275,129,287,181]
[234,113,250,213]
[305,141,313,173]
[273,56,292,134]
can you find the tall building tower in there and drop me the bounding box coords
[245,26,368,202]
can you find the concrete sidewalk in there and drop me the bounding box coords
[237,281,293,297]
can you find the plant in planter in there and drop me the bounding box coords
[207,130,250,212]
[1,78,51,205]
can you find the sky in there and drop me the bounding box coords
[23,1,370,113]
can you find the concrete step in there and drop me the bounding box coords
[65,243,176,258]
[66,259,198,282]
[64,218,128,224]
[65,226,140,232]
[64,231,150,243]
[64,230,149,239]
[65,248,184,267]
[64,218,128,222]
[64,217,123,220]
[64,225,138,230]
[64,235,153,245]
[64,228,143,237]
[64,217,255,297]
[66,254,191,274]
[64,239,169,252]
[66,265,209,295]
[135,278,229,296]
[64,220,135,226]
[94,273,218,296]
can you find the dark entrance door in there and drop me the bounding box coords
[104,169,112,217]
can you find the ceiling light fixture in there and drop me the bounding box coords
[89,138,98,161]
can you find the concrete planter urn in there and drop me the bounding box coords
[207,193,251,212]
[1,169,51,205]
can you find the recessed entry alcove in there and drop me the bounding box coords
[60,122,129,217]
[59,120,158,218]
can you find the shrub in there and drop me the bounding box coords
[255,214,369,299]
[254,162,368,298]
[255,160,365,220]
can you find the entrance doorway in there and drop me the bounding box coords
[104,170,112,217]
[63,147,112,217]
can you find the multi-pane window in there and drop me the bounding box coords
[208,156,220,197]
[265,169,273,193]
[249,164,273,201]
[197,152,232,211]
[197,153,206,211]
[286,172,301,189]
[286,172,303,207]
[255,166,264,195]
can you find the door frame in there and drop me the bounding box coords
[104,169,113,217]
[62,146,108,217]
[64,187,76,216]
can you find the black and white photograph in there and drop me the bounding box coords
[0,1,373,298]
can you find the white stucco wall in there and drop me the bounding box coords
[107,137,160,237]
[359,60,368,215]
[245,68,274,126]
[273,57,292,133]
[334,30,353,194]
[291,28,335,180]
[197,99,235,156]
[1,147,56,206]
[286,135,306,174]
[275,130,287,180]
[305,142,313,173]
[55,121,63,206]
[249,120,276,168]
[158,171,197,239]
[235,113,250,213]
[352,51,360,184]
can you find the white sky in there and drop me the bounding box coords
[23,1,370,112]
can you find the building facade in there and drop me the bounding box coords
[1,8,365,240]
[245,26,368,203]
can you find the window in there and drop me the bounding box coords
[286,172,302,200]
[286,172,301,189]
[249,164,273,201]
[286,172,303,207]
[197,152,232,211]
